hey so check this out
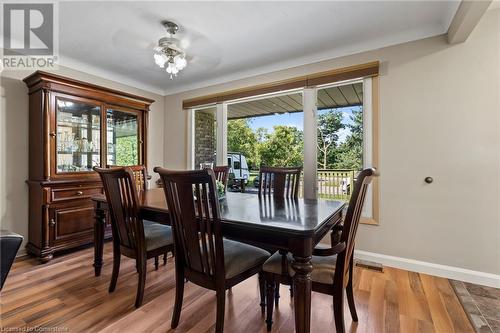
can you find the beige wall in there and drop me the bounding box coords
[0,66,164,251]
[164,9,500,275]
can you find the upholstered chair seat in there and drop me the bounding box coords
[143,220,173,251]
[263,251,338,285]
[223,239,270,279]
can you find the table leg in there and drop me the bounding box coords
[292,254,313,333]
[93,206,106,277]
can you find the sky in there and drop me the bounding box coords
[244,105,362,144]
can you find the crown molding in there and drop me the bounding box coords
[58,55,165,96]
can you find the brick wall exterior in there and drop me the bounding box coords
[194,111,216,168]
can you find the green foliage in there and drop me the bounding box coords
[332,109,363,170]
[227,119,260,169]
[226,107,363,171]
[259,125,304,167]
[116,136,138,165]
[317,111,344,169]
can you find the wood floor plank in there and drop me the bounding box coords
[0,244,475,333]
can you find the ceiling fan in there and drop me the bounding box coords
[111,14,221,79]
[153,21,187,79]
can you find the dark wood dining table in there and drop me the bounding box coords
[92,189,345,333]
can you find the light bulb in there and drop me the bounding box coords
[154,53,167,68]
[174,55,187,70]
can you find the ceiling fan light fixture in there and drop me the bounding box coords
[174,55,187,70]
[154,21,187,79]
[153,52,167,68]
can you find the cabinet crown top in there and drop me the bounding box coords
[23,70,155,106]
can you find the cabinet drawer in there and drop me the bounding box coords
[51,186,103,202]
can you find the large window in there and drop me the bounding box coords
[225,91,304,191]
[316,81,363,201]
[187,74,378,224]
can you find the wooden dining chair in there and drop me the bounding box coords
[107,164,167,268]
[94,167,174,308]
[258,166,302,198]
[213,165,230,191]
[262,168,378,333]
[154,167,270,333]
[258,166,302,301]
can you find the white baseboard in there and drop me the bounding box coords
[354,250,500,289]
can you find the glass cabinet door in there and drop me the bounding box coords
[56,98,101,173]
[106,109,140,166]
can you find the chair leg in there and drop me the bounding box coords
[274,282,280,306]
[215,289,226,333]
[289,285,294,298]
[135,254,147,308]
[258,272,266,314]
[163,252,167,265]
[154,256,159,270]
[109,247,120,293]
[346,259,358,322]
[266,280,276,331]
[333,286,346,333]
[171,268,185,328]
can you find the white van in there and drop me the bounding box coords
[227,152,250,183]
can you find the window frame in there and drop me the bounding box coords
[186,72,380,225]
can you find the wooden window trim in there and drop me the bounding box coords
[182,61,379,109]
[361,76,380,226]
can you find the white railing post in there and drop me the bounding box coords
[303,88,317,199]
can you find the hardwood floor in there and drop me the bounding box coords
[0,243,474,333]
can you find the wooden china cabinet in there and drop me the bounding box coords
[24,71,153,262]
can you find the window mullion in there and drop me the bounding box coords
[303,88,318,199]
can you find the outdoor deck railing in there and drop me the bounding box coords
[298,169,356,201]
[245,169,356,201]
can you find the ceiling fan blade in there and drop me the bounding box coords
[187,54,221,69]
[112,29,154,51]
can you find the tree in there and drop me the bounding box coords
[317,111,344,169]
[227,119,259,169]
[333,108,363,170]
[259,126,303,167]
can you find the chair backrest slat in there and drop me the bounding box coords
[258,166,302,199]
[155,168,224,279]
[95,167,144,251]
[213,166,230,190]
[336,168,377,279]
[107,165,148,191]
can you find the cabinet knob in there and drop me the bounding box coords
[49,219,56,226]
[49,132,56,138]
[76,191,83,196]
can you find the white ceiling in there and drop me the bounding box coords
[59,1,460,95]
